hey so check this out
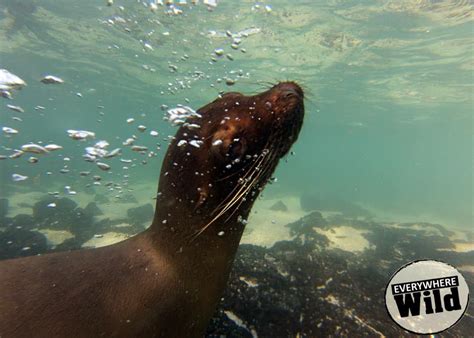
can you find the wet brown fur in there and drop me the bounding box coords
[0,82,305,338]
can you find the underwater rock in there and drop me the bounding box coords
[206,214,474,337]
[84,202,103,217]
[66,208,95,235]
[31,197,98,234]
[12,214,36,230]
[127,204,154,225]
[33,197,77,221]
[94,194,110,204]
[300,192,372,219]
[50,215,114,251]
[285,211,328,239]
[0,228,48,260]
[0,198,8,219]
[269,200,288,212]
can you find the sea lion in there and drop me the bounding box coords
[0,81,305,337]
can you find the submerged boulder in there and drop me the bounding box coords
[31,196,97,233]
[0,228,48,260]
[12,214,36,230]
[70,207,94,233]
[33,197,77,221]
[286,211,328,238]
[207,214,473,337]
[84,202,103,217]
[127,204,154,225]
[269,200,288,212]
[94,194,110,204]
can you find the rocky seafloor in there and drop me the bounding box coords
[0,195,473,337]
[206,212,474,337]
[0,195,152,259]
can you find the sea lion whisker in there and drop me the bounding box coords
[222,148,280,224]
[255,81,277,90]
[213,168,264,225]
[222,156,274,222]
[189,215,223,243]
[222,149,278,217]
[256,80,275,86]
[210,161,263,218]
[211,152,268,215]
[293,81,312,99]
[216,154,262,182]
[214,169,244,182]
[211,163,262,215]
[222,178,260,223]
[190,152,273,242]
[189,184,253,241]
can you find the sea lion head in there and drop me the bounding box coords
[208,81,304,162]
[155,82,304,234]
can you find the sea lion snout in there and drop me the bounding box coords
[208,81,304,163]
[263,82,304,117]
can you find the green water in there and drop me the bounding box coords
[0,0,472,230]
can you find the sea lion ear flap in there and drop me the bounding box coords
[211,123,246,158]
[211,124,234,158]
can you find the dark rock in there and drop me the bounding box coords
[84,202,103,217]
[52,237,84,252]
[30,197,97,234]
[12,214,36,230]
[0,228,48,260]
[0,198,8,219]
[127,204,154,225]
[68,207,94,234]
[269,200,288,212]
[33,197,77,221]
[94,194,110,204]
[206,215,474,337]
[286,211,328,240]
[94,217,114,230]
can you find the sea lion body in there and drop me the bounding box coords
[0,232,226,337]
[0,82,305,337]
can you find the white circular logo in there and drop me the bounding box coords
[385,260,469,334]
